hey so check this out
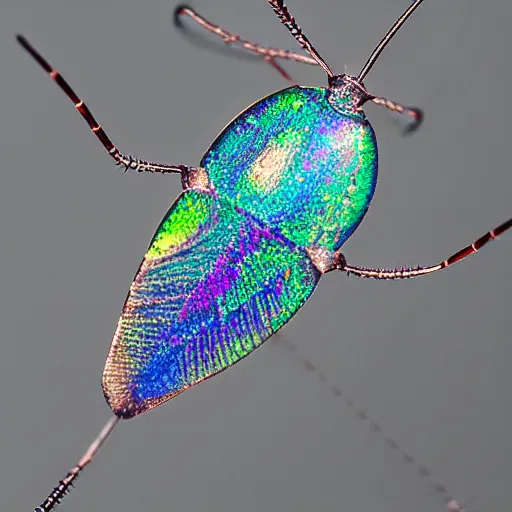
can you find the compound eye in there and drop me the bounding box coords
[328,74,347,87]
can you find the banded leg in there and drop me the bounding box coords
[370,95,424,134]
[35,416,119,512]
[16,35,192,176]
[174,5,319,84]
[339,218,512,279]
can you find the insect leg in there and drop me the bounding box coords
[34,416,119,512]
[16,35,191,176]
[339,218,511,279]
[369,95,423,134]
[174,5,319,84]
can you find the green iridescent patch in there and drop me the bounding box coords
[202,86,378,251]
[103,190,320,418]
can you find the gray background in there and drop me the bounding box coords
[0,1,510,511]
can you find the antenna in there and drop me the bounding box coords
[358,0,425,82]
[268,0,334,78]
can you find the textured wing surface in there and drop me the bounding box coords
[201,86,378,251]
[102,190,320,418]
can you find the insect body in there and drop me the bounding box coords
[104,83,378,418]
[16,0,511,510]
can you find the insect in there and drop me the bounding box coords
[16,0,510,510]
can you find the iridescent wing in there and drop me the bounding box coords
[201,86,378,251]
[102,189,320,418]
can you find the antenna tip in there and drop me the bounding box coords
[403,107,424,136]
[16,34,31,51]
[173,4,192,27]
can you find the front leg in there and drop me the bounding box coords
[174,4,318,84]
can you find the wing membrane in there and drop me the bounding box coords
[102,190,320,418]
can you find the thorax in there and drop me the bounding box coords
[200,86,378,252]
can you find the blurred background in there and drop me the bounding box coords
[0,1,510,511]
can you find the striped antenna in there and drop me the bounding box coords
[268,0,334,78]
